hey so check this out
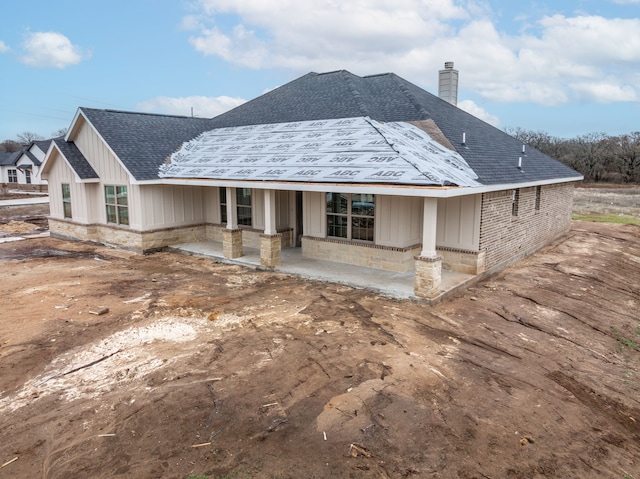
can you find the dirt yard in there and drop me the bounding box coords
[0,189,639,478]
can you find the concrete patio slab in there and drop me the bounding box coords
[169,240,477,302]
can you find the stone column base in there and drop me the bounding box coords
[414,255,442,299]
[222,228,243,258]
[260,233,282,267]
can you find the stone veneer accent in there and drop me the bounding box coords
[479,183,574,272]
[437,247,486,275]
[260,233,282,267]
[49,219,293,254]
[301,236,421,273]
[207,225,293,249]
[49,218,208,252]
[222,228,243,258]
[413,255,442,299]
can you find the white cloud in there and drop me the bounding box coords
[183,1,640,106]
[0,41,9,53]
[187,0,467,70]
[570,82,638,103]
[458,100,500,127]
[136,95,246,118]
[20,31,89,69]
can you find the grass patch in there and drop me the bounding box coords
[572,213,640,226]
[611,326,639,351]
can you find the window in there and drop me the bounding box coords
[327,193,375,242]
[62,183,72,219]
[237,188,252,226]
[105,185,129,225]
[220,187,227,224]
[535,185,542,211]
[25,170,31,184]
[511,189,520,216]
[8,169,17,183]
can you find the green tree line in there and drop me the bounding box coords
[506,128,640,184]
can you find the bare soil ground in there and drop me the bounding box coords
[0,189,639,478]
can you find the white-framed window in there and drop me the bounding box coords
[105,185,129,225]
[535,185,542,211]
[237,188,252,226]
[62,183,72,219]
[25,170,31,184]
[326,193,375,242]
[8,169,17,183]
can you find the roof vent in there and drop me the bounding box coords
[438,61,459,106]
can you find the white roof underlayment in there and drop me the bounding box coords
[159,117,480,187]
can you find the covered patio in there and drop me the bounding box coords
[168,240,476,302]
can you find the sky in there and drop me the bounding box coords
[1,0,639,143]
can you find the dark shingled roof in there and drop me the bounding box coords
[60,71,580,185]
[208,71,580,185]
[0,151,20,166]
[53,139,99,180]
[80,109,215,181]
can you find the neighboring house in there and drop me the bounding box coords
[0,139,54,188]
[40,68,582,298]
[17,139,54,186]
[0,151,21,184]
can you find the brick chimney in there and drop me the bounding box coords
[438,61,458,106]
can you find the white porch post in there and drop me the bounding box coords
[260,189,282,267]
[420,197,438,257]
[264,189,277,235]
[226,187,238,230]
[414,197,442,299]
[223,187,243,258]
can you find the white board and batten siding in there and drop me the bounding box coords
[134,185,207,231]
[375,195,423,248]
[436,194,481,251]
[71,119,131,225]
[45,149,97,223]
[304,192,423,248]
[74,119,129,184]
[303,191,326,238]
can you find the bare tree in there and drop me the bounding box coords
[505,127,639,184]
[0,139,22,152]
[505,127,564,160]
[613,132,640,183]
[16,131,45,144]
[51,127,68,138]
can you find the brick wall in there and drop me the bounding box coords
[479,182,574,271]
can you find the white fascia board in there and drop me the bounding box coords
[143,175,583,198]
[64,108,85,142]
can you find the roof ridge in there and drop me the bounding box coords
[362,72,393,78]
[342,71,370,117]
[388,74,431,118]
[316,69,350,76]
[81,107,209,121]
